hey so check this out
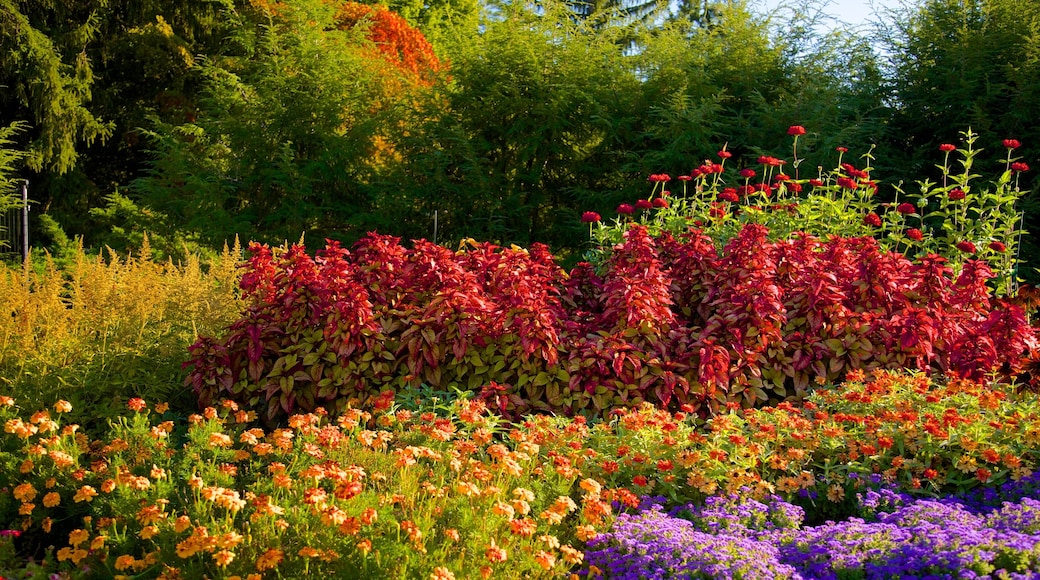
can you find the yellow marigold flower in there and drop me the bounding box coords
[827,484,845,502]
[430,566,455,580]
[539,534,560,549]
[174,515,192,533]
[492,501,515,519]
[13,483,37,502]
[54,400,72,414]
[356,538,372,555]
[175,538,200,559]
[90,535,106,550]
[560,544,584,565]
[41,517,53,533]
[208,433,234,448]
[255,548,284,571]
[18,502,34,515]
[512,499,531,516]
[100,479,116,493]
[68,528,90,548]
[73,485,98,503]
[579,478,602,497]
[444,528,461,542]
[213,549,235,567]
[151,465,167,480]
[575,525,598,542]
[18,459,33,474]
[140,525,160,540]
[115,555,137,571]
[513,487,535,502]
[155,402,169,414]
[43,492,60,508]
[551,496,578,514]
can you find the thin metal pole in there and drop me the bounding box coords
[20,179,28,264]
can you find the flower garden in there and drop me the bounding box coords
[2,130,1040,579]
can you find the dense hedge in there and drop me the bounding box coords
[186,225,1038,423]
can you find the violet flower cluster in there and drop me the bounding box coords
[582,479,1040,579]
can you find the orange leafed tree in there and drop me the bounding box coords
[330,1,445,86]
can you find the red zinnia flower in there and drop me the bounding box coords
[580,211,601,223]
[717,150,732,159]
[774,173,790,182]
[835,146,848,153]
[809,179,824,187]
[787,182,803,193]
[635,199,652,210]
[719,190,739,203]
[939,143,956,152]
[788,125,807,136]
[616,203,634,215]
[652,198,668,208]
[907,228,924,241]
[1012,162,1030,172]
[949,188,966,200]
[648,174,670,182]
[837,177,858,190]
[896,202,916,214]
[739,168,756,179]
[989,241,1007,252]
[677,175,693,181]
[863,212,882,227]
[956,240,977,253]
[1003,139,1022,149]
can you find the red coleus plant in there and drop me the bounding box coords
[186,225,1039,423]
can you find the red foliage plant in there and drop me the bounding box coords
[186,225,1039,424]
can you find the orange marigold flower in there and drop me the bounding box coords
[54,400,72,414]
[430,567,455,580]
[13,483,36,502]
[127,398,147,412]
[509,518,537,537]
[485,539,508,563]
[68,528,89,548]
[534,550,557,571]
[255,548,284,571]
[356,538,373,555]
[560,544,584,565]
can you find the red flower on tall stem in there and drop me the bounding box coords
[581,211,601,223]
[956,240,977,253]
[1012,162,1030,172]
[907,228,924,241]
[863,212,882,227]
[1003,139,1022,149]
[788,125,807,136]
[939,143,956,152]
